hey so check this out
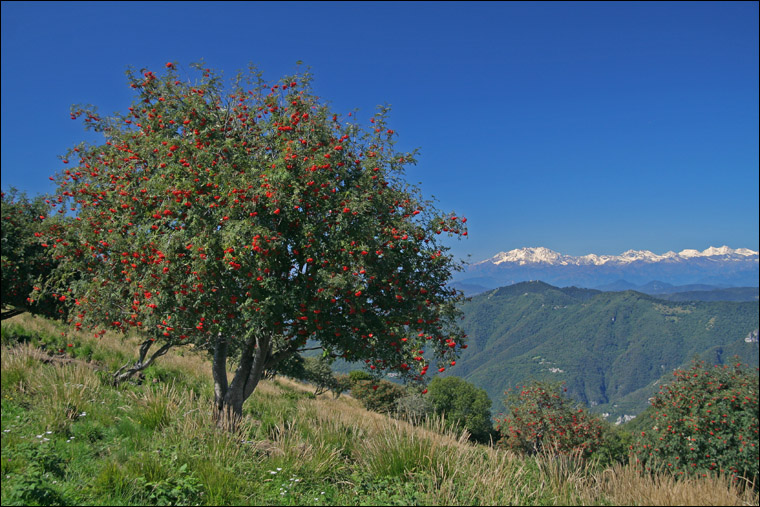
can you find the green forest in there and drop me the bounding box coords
[455,281,759,419]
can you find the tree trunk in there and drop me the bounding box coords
[212,331,271,430]
[212,334,228,413]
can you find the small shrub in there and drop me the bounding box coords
[347,369,373,387]
[351,379,407,414]
[426,376,494,442]
[590,424,633,468]
[395,393,434,424]
[333,374,352,398]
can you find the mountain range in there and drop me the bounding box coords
[456,246,759,290]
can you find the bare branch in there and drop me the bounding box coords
[296,346,324,353]
[1,308,25,320]
[112,340,177,384]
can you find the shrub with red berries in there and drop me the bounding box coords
[495,380,607,458]
[633,360,758,483]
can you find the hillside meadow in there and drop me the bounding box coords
[1,313,757,506]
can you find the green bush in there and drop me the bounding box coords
[632,360,758,482]
[426,376,494,443]
[590,424,633,468]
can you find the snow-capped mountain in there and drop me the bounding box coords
[476,246,758,267]
[459,246,759,290]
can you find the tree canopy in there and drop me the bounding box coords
[1,189,65,321]
[37,62,468,421]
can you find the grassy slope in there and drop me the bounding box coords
[1,313,757,506]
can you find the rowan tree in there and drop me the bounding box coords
[37,62,468,423]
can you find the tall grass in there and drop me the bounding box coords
[2,312,758,506]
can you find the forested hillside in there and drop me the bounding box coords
[455,281,759,420]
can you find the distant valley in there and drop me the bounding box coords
[453,281,759,423]
[324,277,759,425]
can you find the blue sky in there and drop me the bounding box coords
[2,1,758,262]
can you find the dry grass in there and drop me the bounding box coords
[282,387,565,505]
[590,463,758,506]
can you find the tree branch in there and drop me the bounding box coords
[264,339,302,370]
[296,346,324,353]
[112,339,176,384]
[1,308,25,321]
[243,333,271,400]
